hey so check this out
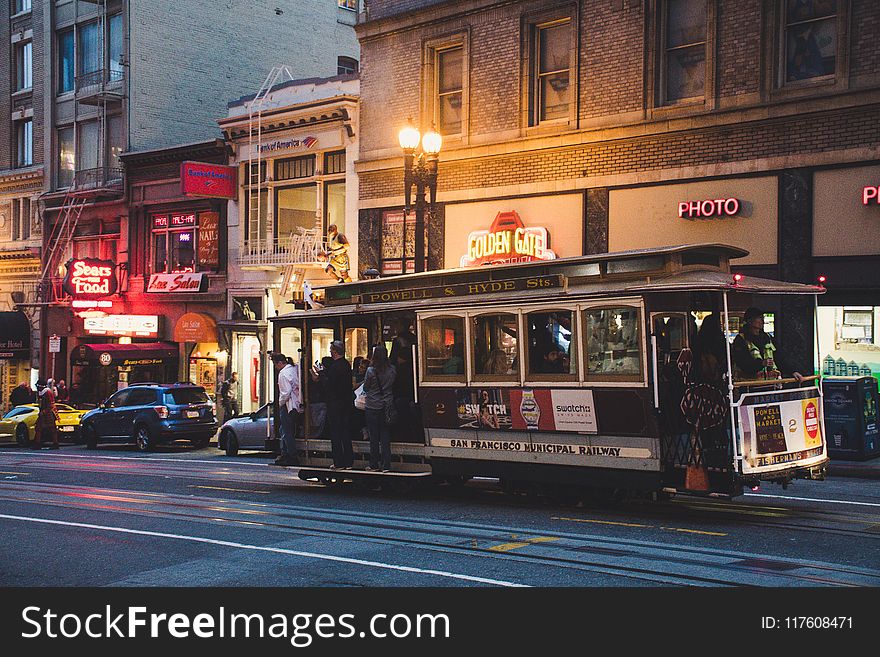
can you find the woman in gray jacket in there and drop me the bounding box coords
[363,344,396,471]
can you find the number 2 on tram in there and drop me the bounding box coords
[272,243,828,499]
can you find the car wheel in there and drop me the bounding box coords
[134,425,153,452]
[223,430,239,457]
[15,423,29,447]
[82,424,98,450]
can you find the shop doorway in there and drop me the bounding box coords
[236,335,262,413]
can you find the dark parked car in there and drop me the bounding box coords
[80,383,217,451]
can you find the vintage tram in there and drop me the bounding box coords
[271,243,828,499]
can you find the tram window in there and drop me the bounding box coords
[280,327,302,363]
[584,306,643,381]
[472,313,519,381]
[345,327,369,362]
[525,310,577,380]
[653,314,688,353]
[311,328,335,363]
[421,316,466,380]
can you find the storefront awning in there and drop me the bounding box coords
[0,311,31,360]
[71,342,179,367]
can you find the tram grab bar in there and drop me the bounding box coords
[732,375,819,388]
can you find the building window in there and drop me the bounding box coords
[337,56,358,75]
[660,0,707,104]
[338,0,357,10]
[276,185,318,238]
[783,0,837,83]
[15,119,33,167]
[108,115,125,169]
[78,21,102,76]
[530,19,572,125]
[324,150,345,175]
[74,235,117,261]
[58,126,75,188]
[436,46,463,135]
[78,120,100,172]
[244,189,268,242]
[15,41,32,91]
[108,13,124,79]
[324,181,345,231]
[58,30,75,94]
[13,0,32,14]
[11,197,30,241]
[152,213,198,273]
[275,155,315,181]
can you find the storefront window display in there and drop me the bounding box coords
[152,212,205,273]
[818,306,880,381]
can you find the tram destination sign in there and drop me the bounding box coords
[354,274,564,305]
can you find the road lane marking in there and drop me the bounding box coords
[553,516,649,528]
[660,527,728,537]
[191,485,271,495]
[488,536,559,552]
[745,493,880,509]
[1,452,272,468]
[0,471,29,476]
[0,512,528,587]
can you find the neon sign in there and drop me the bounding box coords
[678,198,741,219]
[460,211,557,268]
[153,213,196,228]
[862,186,880,205]
[61,258,118,299]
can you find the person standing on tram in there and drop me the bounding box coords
[314,340,354,469]
[363,344,396,472]
[732,307,803,382]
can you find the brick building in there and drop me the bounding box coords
[22,0,359,399]
[355,0,880,376]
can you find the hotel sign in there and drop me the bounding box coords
[147,272,207,293]
[460,211,557,268]
[62,258,118,300]
[84,315,159,338]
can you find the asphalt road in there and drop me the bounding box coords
[1,442,879,587]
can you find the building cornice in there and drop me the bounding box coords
[357,0,522,41]
[220,97,359,140]
[0,167,44,194]
[120,140,229,167]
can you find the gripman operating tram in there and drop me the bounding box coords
[271,243,828,499]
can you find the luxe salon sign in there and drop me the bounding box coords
[678,198,741,219]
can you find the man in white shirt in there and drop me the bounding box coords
[272,352,302,465]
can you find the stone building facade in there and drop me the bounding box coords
[355,0,880,375]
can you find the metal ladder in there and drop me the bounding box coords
[38,191,88,303]
[247,65,294,253]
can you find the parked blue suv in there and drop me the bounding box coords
[81,383,217,451]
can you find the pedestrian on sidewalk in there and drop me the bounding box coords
[219,372,239,420]
[32,378,60,450]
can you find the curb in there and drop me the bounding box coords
[828,462,880,480]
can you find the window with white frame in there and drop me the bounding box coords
[660,0,707,104]
[530,19,572,125]
[15,119,33,167]
[338,0,358,10]
[783,0,837,83]
[15,41,32,91]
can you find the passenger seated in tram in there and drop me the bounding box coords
[732,307,803,382]
[442,343,465,375]
[483,348,512,375]
[541,348,565,374]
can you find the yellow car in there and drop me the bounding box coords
[0,404,89,446]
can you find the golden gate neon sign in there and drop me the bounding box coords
[460,211,557,267]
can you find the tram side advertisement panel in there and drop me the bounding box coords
[737,389,827,475]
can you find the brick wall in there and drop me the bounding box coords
[717,0,761,98]
[364,0,451,22]
[129,0,360,152]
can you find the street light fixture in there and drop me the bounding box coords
[398,118,442,274]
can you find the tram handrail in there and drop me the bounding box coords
[732,375,819,389]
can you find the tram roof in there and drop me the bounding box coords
[274,244,823,320]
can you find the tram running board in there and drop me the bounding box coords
[296,467,433,482]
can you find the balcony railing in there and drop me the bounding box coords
[238,228,327,268]
[75,68,125,103]
[73,166,124,192]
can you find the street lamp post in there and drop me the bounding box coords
[399,120,441,274]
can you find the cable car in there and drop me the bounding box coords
[271,243,827,498]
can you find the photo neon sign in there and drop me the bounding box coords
[460,211,557,268]
[678,198,741,219]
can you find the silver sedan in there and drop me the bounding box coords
[217,403,275,456]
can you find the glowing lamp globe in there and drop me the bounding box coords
[421,129,442,155]
[398,124,421,151]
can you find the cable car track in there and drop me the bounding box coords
[1,479,879,587]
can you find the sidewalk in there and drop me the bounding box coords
[828,456,880,480]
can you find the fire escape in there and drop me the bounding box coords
[40,0,125,305]
[239,66,328,301]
